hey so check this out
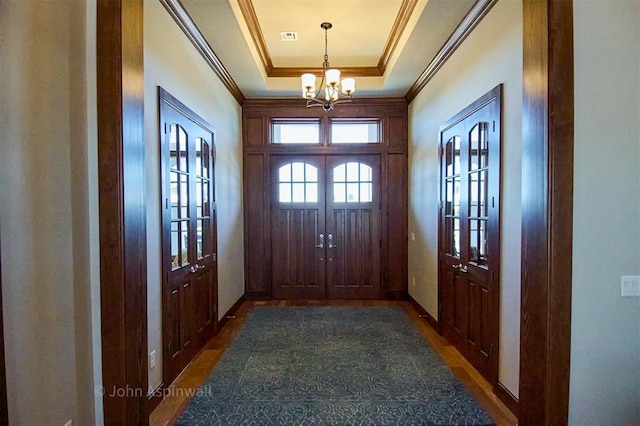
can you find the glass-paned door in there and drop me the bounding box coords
[160,90,217,385]
[270,155,381,299]
[438,87,501,383]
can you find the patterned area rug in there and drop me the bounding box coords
[176,307,493,425]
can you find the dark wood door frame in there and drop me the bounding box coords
[97,0,148,424]
[519,0,574,424]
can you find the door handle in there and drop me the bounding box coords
[316,233,325,248]
[452,263,468,273]
[190,264,205,273]
[328,233,338,249]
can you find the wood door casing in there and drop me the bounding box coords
[160,88,218,386]
[438,85,501,384]
[326,156,381,299]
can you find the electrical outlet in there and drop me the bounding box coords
[149,351,157,369]
[621,275,640,297]
[412,277,416,287]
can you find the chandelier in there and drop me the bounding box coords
[301,22,355,111]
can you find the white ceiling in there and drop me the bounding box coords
[180,0,476,98]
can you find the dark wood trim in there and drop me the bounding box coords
[0,227,8,425]
[146,382,164,415]
[519,0,574,424]
[97,0,148,424]
[494,381,519,417]
[377,0,419,74]
[385,291,408,301]
[159,0,245,104]
[244,292,273,300]
[217,295,247,331]
[237,0,418,78]
[269,66,381,78]
[407,294,439,332]
[243,97,408,108]
[405,0,498,102]
[236,0,273,75]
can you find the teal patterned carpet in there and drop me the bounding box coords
[176,307,493,425]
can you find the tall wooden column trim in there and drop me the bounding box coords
[520,0,574,424]
[97,0,148,424]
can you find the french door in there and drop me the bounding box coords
[271,155,381,299]
[160,90,218,385]
[438,86,501,382]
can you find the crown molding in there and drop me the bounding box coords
[237,0,418,78]
[377,0,419,74]
[405,0,498,102]
[160,0,245,104]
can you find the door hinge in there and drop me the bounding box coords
[164,123,168,134]
[166,343,172,356]
[212,253,217,262]
[491,196,495,208]
[438,145,443,157]
[490,344,494,358]
[439,200,443,210]
[493,121,496,132]
[165,197,169,210]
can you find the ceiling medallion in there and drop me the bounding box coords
[301,22,355,111]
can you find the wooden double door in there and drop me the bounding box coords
[271,155,381,299]
[160,89,218,385]
[438,86,501,382]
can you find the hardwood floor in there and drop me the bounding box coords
[149,299,517,426]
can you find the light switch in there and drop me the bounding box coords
[621,275,640,297]
[411,232,416,242]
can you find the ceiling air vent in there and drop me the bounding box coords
[280,32,298,42]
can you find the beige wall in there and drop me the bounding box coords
[144,0,245,392]
[408,0,522,396]
[0,0,99,424]
[570,0,640,423]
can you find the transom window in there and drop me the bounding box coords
[333,162,373,203]
[272,120,320,144]
[331,119,380,144]
[278,162,318,203]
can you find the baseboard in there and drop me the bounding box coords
[217,294,246,331]
[407,294,439,332]
[244,291,272,300]
[385,290,407,300]
[494,381,519,416]
[147,382,164,415]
